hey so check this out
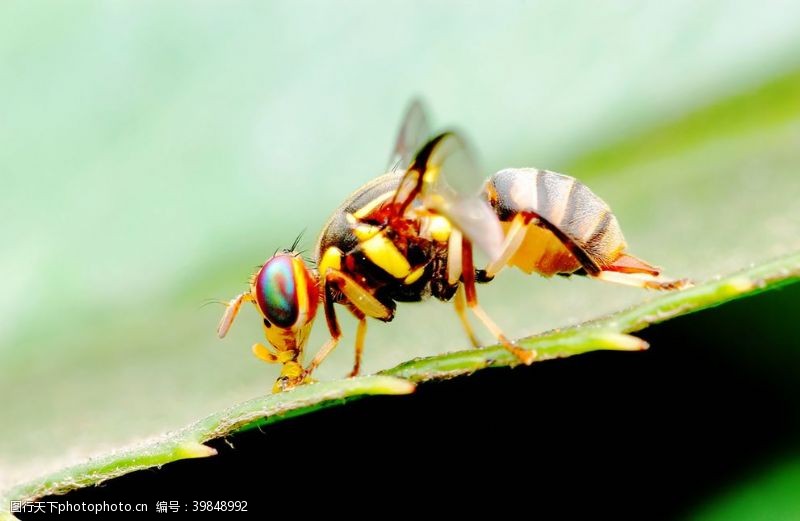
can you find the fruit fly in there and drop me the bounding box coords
[218,101,688,392]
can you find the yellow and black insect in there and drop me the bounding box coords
[218,101,688,392]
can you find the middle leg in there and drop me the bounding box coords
[453,283,481,348]
[454,234,536,365]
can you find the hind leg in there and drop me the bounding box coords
[590,254,691,290]
[482,213,690,291]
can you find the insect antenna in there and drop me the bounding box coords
[199,298,228,310]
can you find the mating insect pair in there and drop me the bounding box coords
[218,101,688,393]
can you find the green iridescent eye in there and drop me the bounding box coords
[255,255,298,328]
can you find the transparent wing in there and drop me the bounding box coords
[395,132,504,261]
[386,99,431,172]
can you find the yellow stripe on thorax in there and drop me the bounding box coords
[352,192,395,220]
[319,246,343,276]
[360,233,411,278]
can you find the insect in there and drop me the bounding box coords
[218,101,688,392]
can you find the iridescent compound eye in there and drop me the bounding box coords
[254,254,317,329]
[255,255,299,328]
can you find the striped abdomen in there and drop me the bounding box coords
[483,168,627,275]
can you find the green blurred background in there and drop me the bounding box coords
[1,1,800,515]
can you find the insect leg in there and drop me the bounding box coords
[447,228,463,285]
[331,269,393,377]
[459,236,536,365]
[328,269,394,321]
[448,229,482,347]
[303,274,343,379]
[591,254,691,290]
[304,269,393,379]
[217,291,255,338]
[592,270,691,290]
[453,283,481,348]
[482,213,531,278]
[350,309,367,377]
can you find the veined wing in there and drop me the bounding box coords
[386,99,431,173]
[394,131,503,261]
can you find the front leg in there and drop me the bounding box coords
[304,268,393,380]
[349,308,368,378]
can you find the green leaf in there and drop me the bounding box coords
[2,255,798,515]
[691,457,800,521]
[1,376,415,511]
